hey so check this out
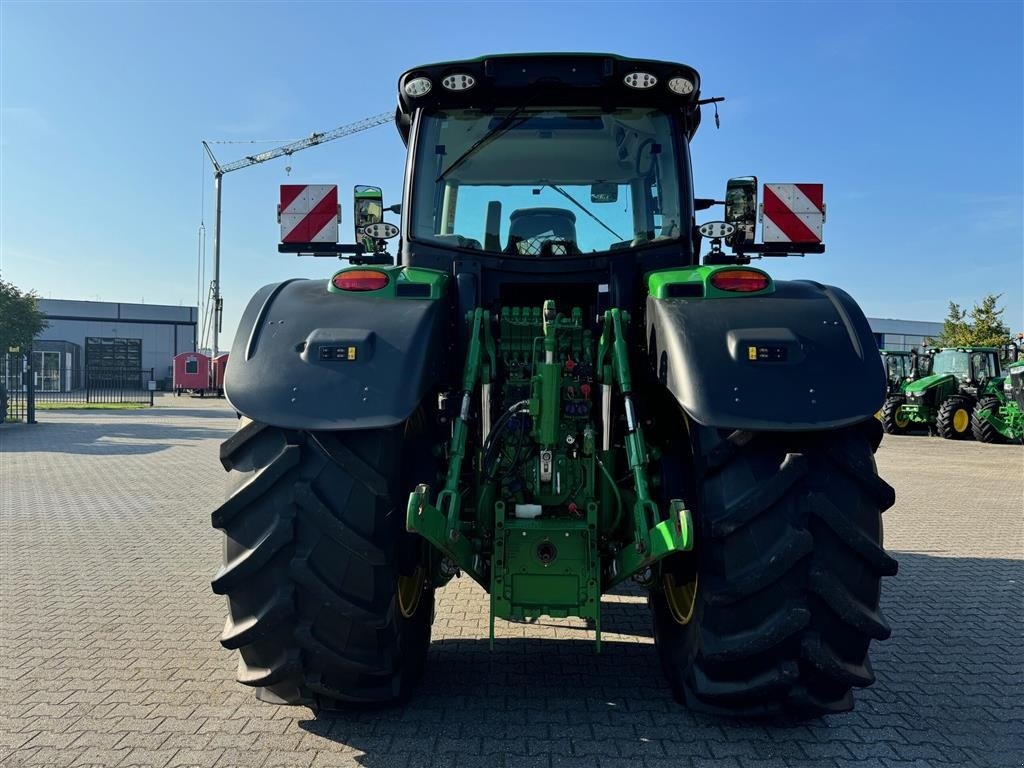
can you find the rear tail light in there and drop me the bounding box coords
[332,270,390,292]
[709,269,770,293]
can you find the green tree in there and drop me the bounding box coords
[0,277,48,352]
[935,301,971,346]
[933,294,1011,348]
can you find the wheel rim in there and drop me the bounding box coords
[895,410,909,429]
[663,573,698,625]
[953,408,969,433]
[397,567,425,618]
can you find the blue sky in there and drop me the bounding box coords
[2,1,1022,347]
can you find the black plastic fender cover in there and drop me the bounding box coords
[225,279,445,430]
[646,280,886,431]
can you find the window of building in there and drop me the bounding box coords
[85,337,142,369]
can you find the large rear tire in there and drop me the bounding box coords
[879,396,910,435]
[936,395,973,440]
[652,418,897,717]
[970,396,1005,444]
[211,419,434,709]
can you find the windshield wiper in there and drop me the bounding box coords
[545,184,624,241]
[435,102,535,182]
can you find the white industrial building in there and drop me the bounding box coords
[32,299,198,391]
[866,317,944,352]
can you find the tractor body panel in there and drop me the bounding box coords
[977,363,1024,441]
[224,274,448,430]
[646,279,884,430]
[900,373,956,423]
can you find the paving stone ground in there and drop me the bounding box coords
[1,396,1021,767]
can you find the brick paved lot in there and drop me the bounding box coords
[1,397,1021,767]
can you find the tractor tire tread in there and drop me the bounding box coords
[211,511,295,594]
[936,396,974,440]
[703,527,813,605]
[211,444,301,528]
[219,419,270,470]
[219,585,295,649]
[652,420,896,718]
[800,631,875,688]
[807,493,898,576]
[212,422,433,709]
[970,396,1005,444]
[708,453,807,538]
[700,602,811,662]
[879,396,908,435]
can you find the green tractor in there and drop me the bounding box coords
[211,54,896,717]
[888,347,1004,439]
[877,349,918,432]
[970,341,1024,443]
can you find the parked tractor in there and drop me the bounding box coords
[877,349,918,433]
[211,54,896,718]
[970,341,1024,443]
[893,347,1004,439]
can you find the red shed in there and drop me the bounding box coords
[212,354,229,395]
[173,352,211,395]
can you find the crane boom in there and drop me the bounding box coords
[209,111,393,175]
[201,110,393,357]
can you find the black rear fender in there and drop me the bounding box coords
[646,280,885,431]
[225,278,447,430]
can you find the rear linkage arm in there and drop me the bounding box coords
[597,309,693,588]
[407,308,495,586]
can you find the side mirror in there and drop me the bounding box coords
[590,182,618,204]
[724,176,757,247]
[354,185,384,243]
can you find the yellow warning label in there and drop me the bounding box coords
[347,346,357,361]
[748,346,757,360]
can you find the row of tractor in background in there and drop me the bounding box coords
[172,352,228,397]
[878,338,1024,443]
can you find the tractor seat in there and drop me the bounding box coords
[506,208,578,256]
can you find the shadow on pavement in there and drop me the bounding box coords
[154,407,239,420]
[296,552,1023,767]
[0,420,235,455]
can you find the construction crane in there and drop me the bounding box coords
[201,111,393,356]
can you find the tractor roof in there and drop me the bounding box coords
[929,346,999,352]
[394,53,704,144]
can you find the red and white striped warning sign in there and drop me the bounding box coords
[762,183,824,244]
[279,185,339,243]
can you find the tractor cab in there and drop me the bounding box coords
[926,347,1001,392]
[879,349,917,396]
[389,54,709,315]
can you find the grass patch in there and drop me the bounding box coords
[34,402,150,411]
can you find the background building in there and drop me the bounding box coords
[866,317,943,352]
[34,299,198,391]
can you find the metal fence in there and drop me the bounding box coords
[2,352,31,423]
[36,368,155,405]
[2,353,154,422]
